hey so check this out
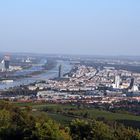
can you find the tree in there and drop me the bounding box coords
[114,125,140,140]
[69,119,140,140]
[0,101,70,140]
[70,119,93,140]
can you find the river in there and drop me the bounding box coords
[0,60,72,90]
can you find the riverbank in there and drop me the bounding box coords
[0,60,72,90]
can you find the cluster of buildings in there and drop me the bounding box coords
[0,58,140,104]
[22,64,140,103]
[21,57,32,63]
[0,55,22,73]
[42,65,140,92]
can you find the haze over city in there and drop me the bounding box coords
[0,0,140,55]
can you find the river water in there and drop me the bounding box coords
[0,61,72,90]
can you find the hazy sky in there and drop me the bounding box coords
[0,0,140,55]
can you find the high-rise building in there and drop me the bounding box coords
[114,75,120,89]
[0,60,5,72]
[4,55,10,70]
[129,78,134,89]
[58,64,63,78]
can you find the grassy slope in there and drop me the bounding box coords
[13,102,140,127]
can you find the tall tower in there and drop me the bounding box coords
[58,64,63,78]
[129,78,134,89]
[115,75,120,89]
[0,60,5,72]
[4,55,10,70]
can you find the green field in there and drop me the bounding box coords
[13,102,140,128]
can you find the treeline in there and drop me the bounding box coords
[110,100,140,115]
[1,86,37,97]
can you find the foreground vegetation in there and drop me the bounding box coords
[0,101,70,140]
[0,101,139,140]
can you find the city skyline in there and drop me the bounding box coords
[0,0,140,55]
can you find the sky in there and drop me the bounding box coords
[0,0,140,55]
